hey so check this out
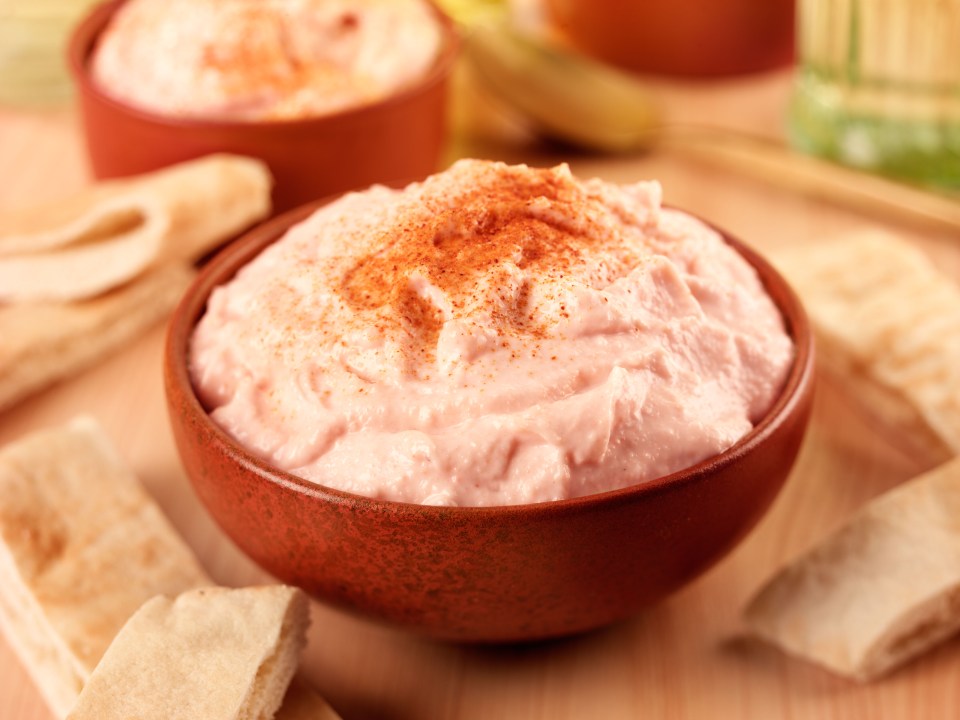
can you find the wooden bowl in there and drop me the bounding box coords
[67,0,459,213]
[164,199,815,643]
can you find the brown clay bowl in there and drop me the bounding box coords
[164,199,815,643]
[67,0,459,213]
[545,0,795,77]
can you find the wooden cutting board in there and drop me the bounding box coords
[2,73,959,719]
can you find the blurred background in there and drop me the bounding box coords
[2,0,957,193]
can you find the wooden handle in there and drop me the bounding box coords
[658,127,960,234]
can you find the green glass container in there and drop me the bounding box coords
[789,0,960,189]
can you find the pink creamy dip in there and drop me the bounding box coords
[190,160,794,506]
[91,0,442,120]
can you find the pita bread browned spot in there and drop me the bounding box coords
[744,455,960,681]
[0,262,192,412]
[67,586,309,720]
[0,418,211,718]
[773,232,960,463]
[0,154,271,302]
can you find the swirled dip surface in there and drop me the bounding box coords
[91,0,442,120]
[190,160,794,506]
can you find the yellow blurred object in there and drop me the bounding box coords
[0,0,103,107]
[434,0,506,25]
[464,21,659,152]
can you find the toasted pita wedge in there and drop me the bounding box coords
[744,455,960,680]
[0,418,210,718]
[0,262,191,411]
[774,232,960,463]
[0,154,271,302]
[67,586,309,720]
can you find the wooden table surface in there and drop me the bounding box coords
[2,68,959,720]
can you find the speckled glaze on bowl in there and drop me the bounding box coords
[68,0,459,213]
[164,199,815,643]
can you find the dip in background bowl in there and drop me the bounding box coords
[68,0,460,212]
[164,172,815,642]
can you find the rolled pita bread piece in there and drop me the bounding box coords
[0,154,271,302]
[67,586,309,720]
[0,418,210,718]
[0,262,193,412]
[773,232,960,463]
[744,455,960,681]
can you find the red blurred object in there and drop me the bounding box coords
[546,0,795,77]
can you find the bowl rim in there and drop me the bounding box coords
[67,0,462,130]
[166,195,814,518]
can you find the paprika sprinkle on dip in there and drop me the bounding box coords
[91,0,443,121]
[190,160,793,506]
